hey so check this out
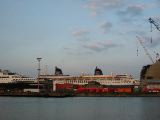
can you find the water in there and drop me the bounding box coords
[0,97,160,120]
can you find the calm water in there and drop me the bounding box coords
[0,97,160,120]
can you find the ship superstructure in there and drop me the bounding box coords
[48,74,137,86]
[0,69,35,83]
[39,67,139,91]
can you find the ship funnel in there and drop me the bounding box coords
[94,67,103,75]
[55,66,63,76]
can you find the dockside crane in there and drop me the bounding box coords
[136,36,154,64]
[148,17,160,61]
[148,17,160,32]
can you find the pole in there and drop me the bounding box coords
[37,58,42,91]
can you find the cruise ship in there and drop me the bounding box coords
[0,69,36,83]
[39,67,139,90]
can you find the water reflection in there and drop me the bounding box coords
[140,97,160,120]
[0,97,160,120]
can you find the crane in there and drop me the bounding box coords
[136,36,154,64]
[148,17,160,32]
[148,17,160,60]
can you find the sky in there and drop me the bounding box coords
[0,0,160,79]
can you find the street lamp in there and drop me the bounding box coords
[37,58,42,90]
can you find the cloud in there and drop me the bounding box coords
[63,47,93,56]
[129,30,147,36]
[100,21,112,33]
[117,4,145,23]
[72,29,89,37]
[82,41,120,52]
[118,4,144,17]
[147,37,160,48]
[137,36,160,49]
[84,0,126,16]
[64,47,71,50]
[72,28,90,41]
[69,51,93,56]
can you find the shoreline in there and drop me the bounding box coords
[1,92,160,97]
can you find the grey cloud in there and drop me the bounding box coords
[84,0,126,15]
[64,47,93,56]
[147,37,160,48]
[72,29,89,37]
[126,5,144,15]
[128,30,147,36]
[100,21,112,33]
[64,47,71,50]
[118,4,144,17]
[138,36,160,48]
[83,44,103,52]
[69,51,93,56]
[82,41,119,52]
[157,0,160,6]
[72,29,90,41]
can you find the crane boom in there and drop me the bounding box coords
[148,17,160,31]
[136,36,154,63]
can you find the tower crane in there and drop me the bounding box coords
[148,17,160,32]
[136,36,154,64]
